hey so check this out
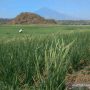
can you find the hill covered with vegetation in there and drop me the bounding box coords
[9,12,56,24]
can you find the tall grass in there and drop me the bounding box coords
[0,31,90,90]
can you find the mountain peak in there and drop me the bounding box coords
[35,7,79,20]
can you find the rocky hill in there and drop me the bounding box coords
[9,12,56,24]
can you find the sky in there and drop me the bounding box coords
[0,0,90,19]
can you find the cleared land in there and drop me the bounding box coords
[0,25,90,90]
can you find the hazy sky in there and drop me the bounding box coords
[0,0,90,19]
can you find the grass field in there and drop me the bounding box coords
[0,25,90,36]
[0,25,90,90]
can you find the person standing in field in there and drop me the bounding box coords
[19,29,23,33]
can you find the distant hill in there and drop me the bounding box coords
[35,8,79,20]
[0,18,11,24]
[57,20,90,25]
[9,12,56,24]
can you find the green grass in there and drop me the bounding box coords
[0,25,90,90]
[0,25,90,37]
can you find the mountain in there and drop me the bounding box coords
[9,12,56,24]
[35,8,79,20]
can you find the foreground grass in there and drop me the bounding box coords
[0,30,90,90]
[0,36,72,90]
[0,25,90,90]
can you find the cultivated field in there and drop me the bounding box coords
[0,25,90,90]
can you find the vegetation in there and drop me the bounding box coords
[0,18,11,24]
[57,20,90,25]
[0,25,90,90]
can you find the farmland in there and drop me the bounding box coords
[0,25,90,90]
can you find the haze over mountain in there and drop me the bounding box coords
[35,8,80,20]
